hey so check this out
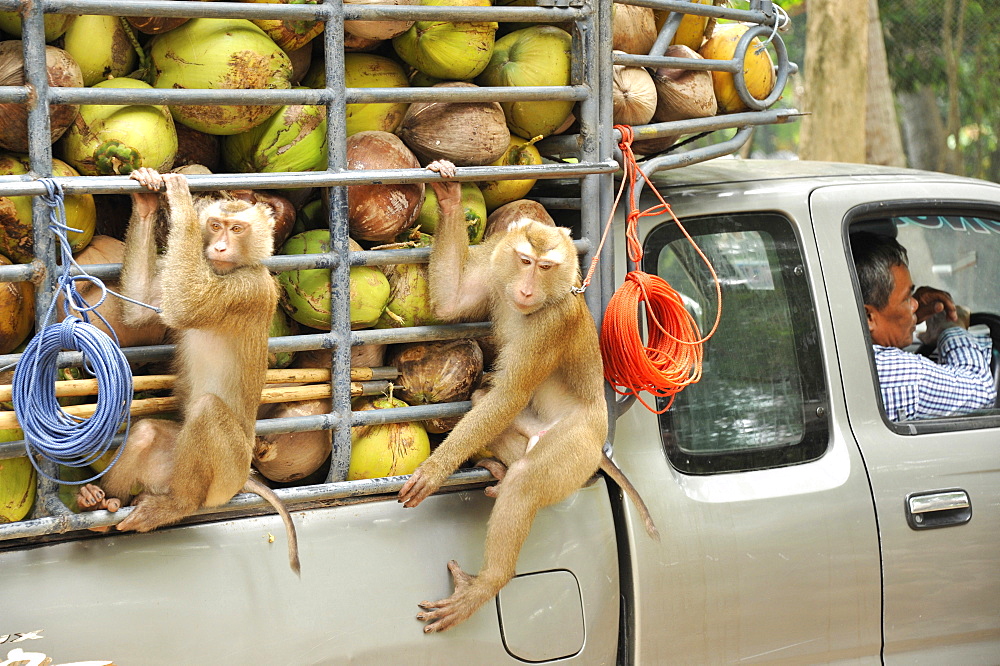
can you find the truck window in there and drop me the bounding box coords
[849,212,1000,428]
[642,213,828,475]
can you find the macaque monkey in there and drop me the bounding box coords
[398,161,658,633]
[76,167,299,574]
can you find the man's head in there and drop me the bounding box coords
[851,231,917,348]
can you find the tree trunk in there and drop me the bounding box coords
[941,0,968,174]
[865,0,906,167]
[897,85,947,172]
[798,0,869,163]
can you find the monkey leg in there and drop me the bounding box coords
[99,419,181,503]
[117,395,250,533]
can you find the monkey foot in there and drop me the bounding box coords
[76,484,122,533]
[475,459,507,499]
[115,494,186,533]
[416,560,494,633]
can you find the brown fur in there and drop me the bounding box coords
[77,169,299,574]
[398,161,657,633]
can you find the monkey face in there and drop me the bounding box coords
[201,200,276,273]
[502,223,575,314]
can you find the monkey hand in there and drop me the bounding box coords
[416,560,495,633]
[129,167,164,219]
[426,160,457,179]
[398,461,450,508]
[426,160,462,210]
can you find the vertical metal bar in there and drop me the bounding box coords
[324,0,353,483]
[576,0,602,320]
[21,0,69,516]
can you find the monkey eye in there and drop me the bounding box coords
[538,262,554,271]
[210,221,223,231]
[518,253,532,266]
[230,224,244,234]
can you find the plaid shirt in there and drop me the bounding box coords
[874,327,996,422]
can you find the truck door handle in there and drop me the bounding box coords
[905,489,972,530]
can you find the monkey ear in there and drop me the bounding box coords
[559,227,573,238]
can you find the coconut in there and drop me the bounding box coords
[254,399,332,482]
[344,31,384,53]
[0,12,74,41]
[344,53,410,136]
[150,18,294,135]
[62,15,138,87]
[348,395,430,480]
[699,23,776,113]
[476,26,574,140]
[398,82,510,167]
[127,15,188,35]
[294,344,388,369]
[612,4,657,55]
[346,131,424,242]
[375,262,439,329]
[0,255,34,355]
[630,133,680,157]
[345,0,418,41]
[58,78,178,176]
[54,236,170,349]
[415,181,487,243]
[285,43,314,85]
[0,42,83,153]
[222,100,327,173]
[173,124,221,172]
[392,0,497,80]
[267,303,300,369]
[485,199,555,238]
[0,428,35,523]
[654,0,712,51]
[612,62,657,126]
[222,189,297,250]
[0,154,95,264]
[243,0,325,51]
[388,339,483,406]
[279,231,391,330]
[650,45,718,124]
[478,135,543,211]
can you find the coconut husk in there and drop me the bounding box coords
[485,199,555,238]
[346,131,424,242]
[0,42,82,152]
[612,4,657,55]
[630,133,680,157]
[612,61,657,126]
[388,339,483,406]
[254,398,333,482]
[172,124,221,172]
[127,16,189,34]
[651,45,717,123]
[294,344,388,369]
[344,30,383,53]
[344,0,417,40]
[398,83,510,167]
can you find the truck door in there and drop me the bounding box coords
[611,206,882,663]
[811,180,1000,663]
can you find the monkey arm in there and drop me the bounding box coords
[119,191,163,328]
[427,189,492,322]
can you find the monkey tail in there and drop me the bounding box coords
[598,454,660,542]
[244,477,301,575]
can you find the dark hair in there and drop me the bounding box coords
[851,231,908,309]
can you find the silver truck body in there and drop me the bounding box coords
[3,160,999,665]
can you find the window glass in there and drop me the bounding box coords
[643,213,828,474]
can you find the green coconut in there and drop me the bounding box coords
[415,181,486,243]
[479,135,543,211]
[0,428,35,523]
[344,53,410,136]
[222,99,327,173]
[61,14,139,86]
[375,262,439,329]
[268,307,300,369]
[476,25,574,139]
[348,395,430,480]
[150,18,293,135]
[278,230,390,330]
[0,154,95,264]
[58,78,178,176]
[0,12,75,41]
[392,0,497,81]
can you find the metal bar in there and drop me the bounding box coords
[611,0,782,25]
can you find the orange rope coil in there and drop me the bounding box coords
[595,126,722,414]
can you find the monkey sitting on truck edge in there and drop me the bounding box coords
[76,167,300,574]
[398,160,658,633]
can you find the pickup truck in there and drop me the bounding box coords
[2,158,998,664]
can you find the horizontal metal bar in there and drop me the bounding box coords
[15,0,586,23]
[0,467,493,542]
[613,0,780,26]
[0,161,619,197]
[22,84,590,107]
[614,54,740,74]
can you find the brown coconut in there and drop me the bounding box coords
[127,16,189,34]
[397,82,510,167]
[612,60,657,126]
[630,133,680,157]
[346,131,424,242]
[388,339,483,407]
[0,42,83,152]
[294,344,388,369]
[651,45,717,123]
[172,124,221,172]
[54,236,170,349]
[612,4,657,55]
[344,0,417,41]
[254,398,333,482]
[344,30,384,53]
[485,199,555,238]
[0,254,34,355]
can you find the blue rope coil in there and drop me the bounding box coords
[10,179,137,485]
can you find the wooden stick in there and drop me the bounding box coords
[0,380,394,430]
[0,366,398,402]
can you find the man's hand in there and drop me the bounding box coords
[918,304,970,346]
[914,286,957,324]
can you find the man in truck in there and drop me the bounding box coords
[851,231,996,421]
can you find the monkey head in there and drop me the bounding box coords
[200,199,276,274]
[494,220,580,315]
